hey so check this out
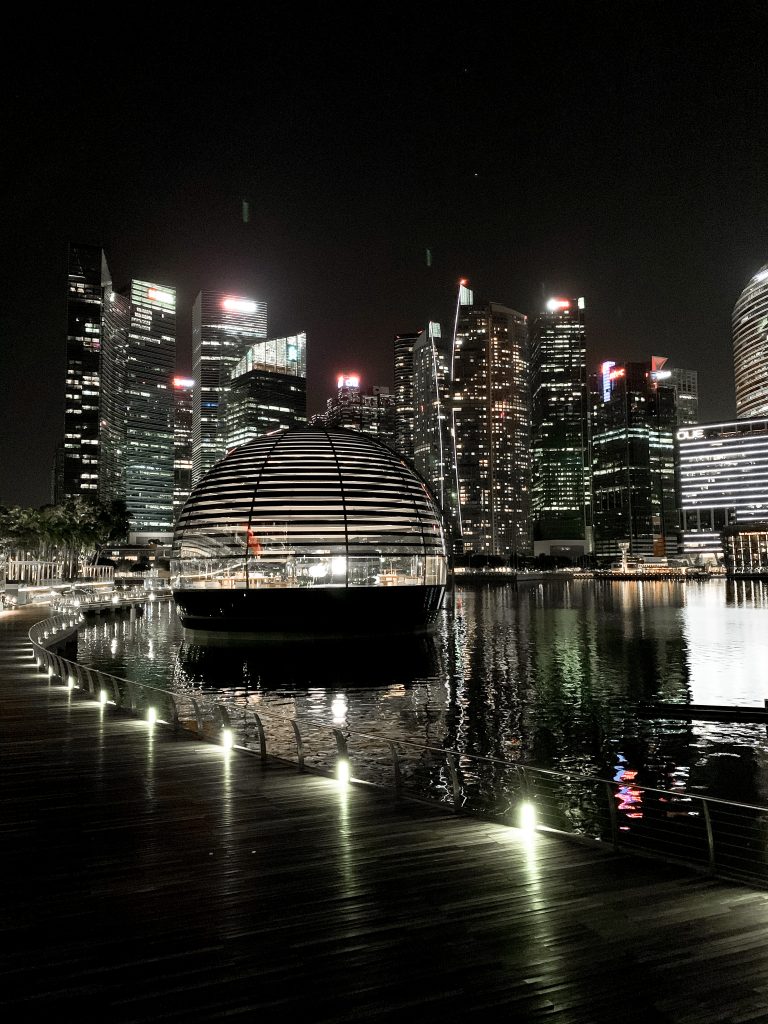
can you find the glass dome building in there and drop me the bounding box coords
[171,427,448,632]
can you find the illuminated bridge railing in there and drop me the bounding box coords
[28,613,768,889]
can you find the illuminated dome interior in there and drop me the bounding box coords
[171,427,447,630]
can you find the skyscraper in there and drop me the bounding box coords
[225,332,307,448]
[450,283,530,560]
[591,358,677,559]
[173,377,194,519]
[192,291,268,482]
[669,367,699,426]
[412,322,451,510]
[394,331,420,460]
[733,264,768,419]
[321,375,397,447]
[529,296,591,559]
[62,243,110,501]
[123,281,177,538]
[99,280,177,538]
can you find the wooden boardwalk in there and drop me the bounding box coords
[4,607,768,1023]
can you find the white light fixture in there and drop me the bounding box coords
[221,727,234,751]
[337,759,350,786]
[147,707,157,726]
[99,690,109,706]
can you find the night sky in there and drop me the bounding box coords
[2,3,768,507]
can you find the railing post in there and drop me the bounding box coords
[388,741,403,798]
[291,720,305,771]
[251,711,267,761]
[605,780,620,851]
[702,798,716,875]
[190,698,204,734]
[446,752,462,811]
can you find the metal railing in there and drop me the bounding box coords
[49,585,156,613]
[27,611,768,889]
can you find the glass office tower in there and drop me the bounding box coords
[62,243,110,500]
[173,377,194,520]
[123,281,176,537]
[413,322,450,510]
[676,418,768,562]
[529,296,591,559]
[192,291,268,482]
[394,331,420,460]
[592,358,678,559]
[733,264,768,419]
[225,333,307,448]
[451,284,530,559]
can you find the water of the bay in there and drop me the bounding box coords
[75,577,768,806]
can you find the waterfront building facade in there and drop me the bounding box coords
[394,331,419,460]
[225,333,307,449]
[412,322,452,511]
[98,286,130,506]
[450,284,530,560]
[591,358,678,559]
[722,521,768,575]
[173,377,194,520]
[192,291,268,483]
[529,296,591,560]
[676,418,768,562]
[733,264,768,419]
[62,243,110,501]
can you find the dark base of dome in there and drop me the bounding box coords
[172,584,445,635]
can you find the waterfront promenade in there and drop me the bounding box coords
[4,608,768,1022]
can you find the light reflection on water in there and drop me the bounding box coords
[75,579,768,805]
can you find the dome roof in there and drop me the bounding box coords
[172,427,447,588]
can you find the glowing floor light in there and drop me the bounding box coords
[221,727,234,751]
[99,690,109,706]
[147,707,157,726]
[337,759,350,786]
[519,801,537,833]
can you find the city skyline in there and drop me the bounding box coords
[2,4,768,506]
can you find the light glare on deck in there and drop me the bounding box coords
[221,727,234,751]
[99,690,109,705]
[337,759,350,786]
[519,801,537,832]
[147,707,157,726]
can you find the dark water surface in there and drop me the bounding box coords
[75,578,768,805]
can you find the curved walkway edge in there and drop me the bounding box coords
[3,605,768,1023]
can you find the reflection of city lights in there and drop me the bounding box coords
[331,694,347,723]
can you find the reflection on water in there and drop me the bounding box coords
[75,579,768,805]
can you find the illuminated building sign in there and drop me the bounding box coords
[601,360,616,402]
[546,298,570,311]
[677,428,704,440]
[337,374,360,389]
[222,297,258,314]
[608,368,626,381]
[173,377,195,389]
[147,287,174,305]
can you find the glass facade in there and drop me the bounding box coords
[733,264,768,419]
[98,286,130,505]
[676,418,768,561]
[592,360,678,559]
[62,243,110,500]
[124,281,176,535]
[723,522,768,574]
[394,331,419,460]
[530,296,591,554]
[225,333,307,448]
[413,322,452,513]
[321,378,397,447]
[173,377,194,520]
[192,290,268,483]
[451,287,530,558]
[172,427,447,595]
